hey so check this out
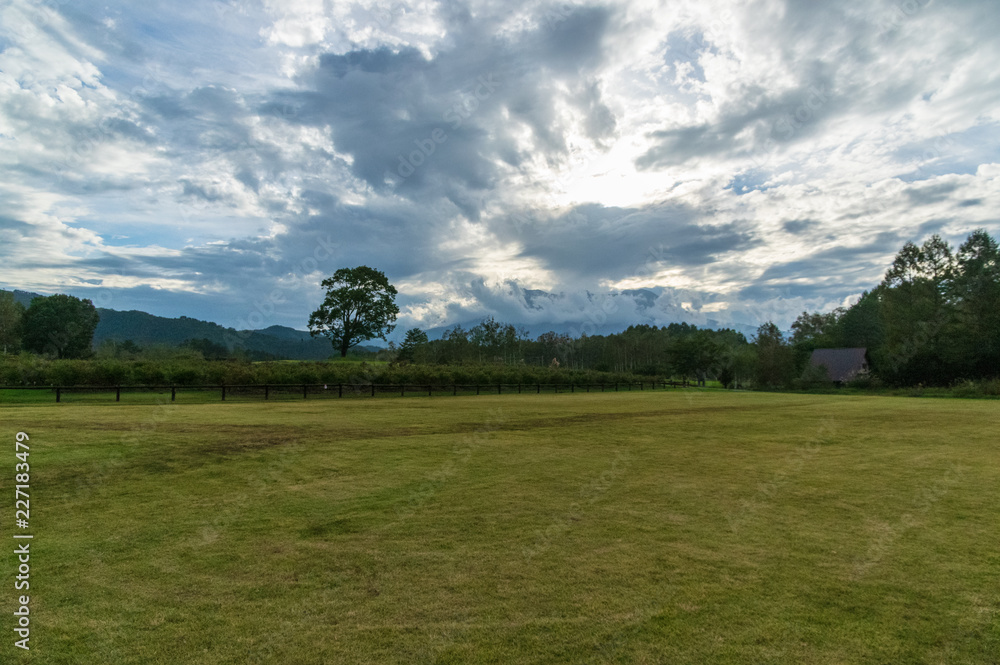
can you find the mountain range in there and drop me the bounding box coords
[5,290,344,360]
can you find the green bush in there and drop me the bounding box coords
[951,378,1000,398]
[133,362,167,385]
[795,363,832,390]
[166,366,203,385]
[48,361,87,386]
[846,373,881,390]
[92,360,131,385]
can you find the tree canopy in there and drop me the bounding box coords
[0,291,25,355]
[783,229,1000,386]
[398,327,430,363]
[21,294,99,359]
[308,266,400,357]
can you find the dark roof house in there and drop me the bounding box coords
[808,348,869,383]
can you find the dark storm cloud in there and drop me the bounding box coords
[142,94,190,121]
[510,202,760,280]
[80,117,156,144]
[577,79,617,142]
[286,44,502,206]
[636,72,838,170]
[782,219,816,234]
[536,4,611,73]
[137,85,256,153]
[738,231,913,302]
[0,217,33,247]
[904,181,961,206]
[181,181,227,203]
[277,4,619,215]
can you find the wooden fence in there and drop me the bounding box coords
[0,380,698,403]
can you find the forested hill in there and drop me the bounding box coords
[8,290,40,308]
[92,309,336,360]
[2,290,337,360]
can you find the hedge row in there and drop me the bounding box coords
[0,357,661,388]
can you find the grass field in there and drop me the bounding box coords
[2,391,998,663]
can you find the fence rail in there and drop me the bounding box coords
[0,380,698,403]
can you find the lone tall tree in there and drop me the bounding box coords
[308,266,399,357]
[21,294,99,359]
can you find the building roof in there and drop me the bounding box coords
[808,348,868,383]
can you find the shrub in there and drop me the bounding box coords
[951,378,1000,398]
[796,363,832,390]
[846,373,882,390]
[133,362,167,385]
[167,366,202,385]
[48,361,87,386]
[91,360,131,385]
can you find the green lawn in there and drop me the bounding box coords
[2,392,998,663]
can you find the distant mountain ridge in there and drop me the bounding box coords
[7,290,42,308]
[93,309,340,359]
[3,290,339,360]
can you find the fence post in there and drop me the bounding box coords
[116,386,121,402]
[303,384,308,399]
[615,382,618,392]
[453,384,457,396]
[537,383,540,394]
[264,385,269,400]
[339,383,343,398]
[498,383,502,395]
[518,383,522,394]
[171,386,176,402]
[401,385,405,398]
[371,384,375,398]
[222,385,226,401]
[571,384,574,393]
[476,385,480,395]
[428,385,432,397]
[56,387,61,403]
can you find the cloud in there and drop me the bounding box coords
[276,3,621,218]
[506,202,760,282]
[1,0,999,335]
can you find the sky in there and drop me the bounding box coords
[1,0,998,338]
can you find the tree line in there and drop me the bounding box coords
[4,229,998,390]
[783,229,1000,387]
[381,229,1000,388]
[396,319,750,382]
